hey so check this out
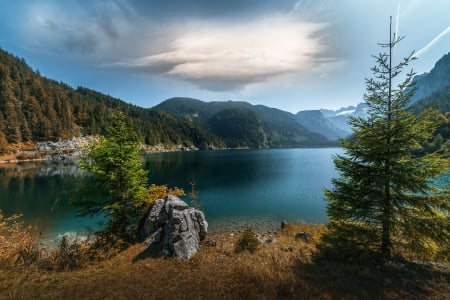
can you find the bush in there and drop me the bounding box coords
[0,210,129,271]
[43,236,90,271]
[235,227,259,254]
[0,211,41,268]
[147,184,185,205]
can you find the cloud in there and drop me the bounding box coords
[23,0,136,55]
[107,16,336,91]
[415,26,450,58]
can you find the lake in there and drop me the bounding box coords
[0,148,341,241]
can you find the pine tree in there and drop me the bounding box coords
[321,18,450,261]
[73,113,148,241]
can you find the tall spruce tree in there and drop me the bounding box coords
[322,18,450,261]
[74,113,148,241]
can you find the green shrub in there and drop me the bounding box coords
[235,227,259,254]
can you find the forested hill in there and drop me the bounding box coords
[0,48,222,153]
[153,97,332,148]
[410,52,450,104]
[0,48,331,153]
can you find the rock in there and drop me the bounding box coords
[264,237,274,243]
[137,195,208,260]
[205,239,217,247]
[295,232,312,241]
[384,278,392,287]
[281,220,288,229]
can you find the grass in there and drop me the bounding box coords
[0,223,448,299]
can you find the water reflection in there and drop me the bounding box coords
[0,162,94,240]
[0,149,341,238]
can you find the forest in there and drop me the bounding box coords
[0,48,222,153]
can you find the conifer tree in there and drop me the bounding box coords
[74,113,148,241]
[322,18,450,261]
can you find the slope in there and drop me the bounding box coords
[154,98,332,147]
[0,48,221,153]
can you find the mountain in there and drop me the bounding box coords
[154,98,332,147]
[294,110,348,141]
[412,85,450,114]
[407,52,450,116]
[293,103,368,140]
[0,49,332,153]
[410,52,450,103]
[0,48,221,153]
[300,52,450,140]
[321,103,368,136]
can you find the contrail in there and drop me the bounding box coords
[395,1,400,38]
[393,1,401,53]
[415,27,450,58]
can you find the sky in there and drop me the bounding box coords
[0,0,449,113]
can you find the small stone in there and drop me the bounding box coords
[384,278,392,287]
[205,239,217,247]
[281,220,288,229]
[295,232,312,241]
[265,237,274,243]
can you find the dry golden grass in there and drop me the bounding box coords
[1,223,448,299]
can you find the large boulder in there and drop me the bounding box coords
[137,195,208,260]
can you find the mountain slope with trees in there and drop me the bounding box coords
[410,52,450,103]
[154,97,332,147]
[0,48,222,153]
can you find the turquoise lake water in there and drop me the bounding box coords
[0,148,341,240]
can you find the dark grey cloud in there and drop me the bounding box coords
[23,0,138,55]
[127,0,297,20]
[97,14,119,40]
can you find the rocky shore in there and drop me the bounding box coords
[0,136,204,164]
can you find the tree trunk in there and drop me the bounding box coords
[381,194,392,259]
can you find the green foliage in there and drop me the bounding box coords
[208,108,266,148]
[188,179,202,211]
[412,85,450,115]
[74,113,149,241]
[235,227,259,254]
[321,23,450,262]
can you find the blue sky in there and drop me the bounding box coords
[0,0,449,112]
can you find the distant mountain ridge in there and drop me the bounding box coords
[301,52,450,139]
[291,103,369,141]
[295,110,348,141]
[153,98,333,148]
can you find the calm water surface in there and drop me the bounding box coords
[0,148,342,240]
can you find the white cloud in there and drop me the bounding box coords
[415,26,450,58]
[108,16,337,91]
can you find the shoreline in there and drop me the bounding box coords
[0,136,341,164]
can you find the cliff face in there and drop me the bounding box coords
[410,52,450,103]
